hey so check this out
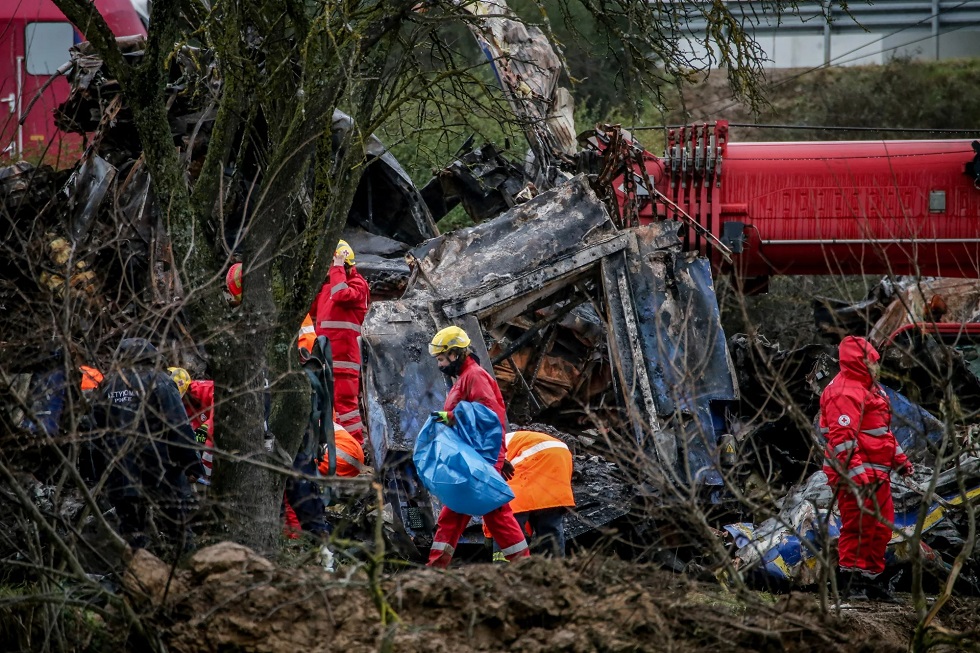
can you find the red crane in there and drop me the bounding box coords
[594,121,980,290]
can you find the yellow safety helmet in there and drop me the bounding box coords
[429,326,472,356]
[336,240,355,266]
[168,367,192,397]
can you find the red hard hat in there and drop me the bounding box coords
[226,263,242,299]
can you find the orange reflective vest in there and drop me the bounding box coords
[317,422,365,478]
[298,313,316,353]
[79,365,103,391]
[504,430,575,514]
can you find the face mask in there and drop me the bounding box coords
[439,353,464,378]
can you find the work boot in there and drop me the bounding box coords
[836,569,869,601]
[865,574,899,603]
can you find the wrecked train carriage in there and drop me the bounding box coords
[2,38,436,354]
[361,176,739,556]
[1,39,437,454]
[56,39,437,303]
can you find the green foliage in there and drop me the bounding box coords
[378,76,529,187]
[652,57,980,140]
[775,58,980,139]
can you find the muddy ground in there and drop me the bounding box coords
[121,543,980,653]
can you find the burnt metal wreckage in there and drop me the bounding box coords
[719,289,980,591]
[2,19,980,592]
[363,174,738,557]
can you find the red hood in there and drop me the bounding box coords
[838,335,880,386]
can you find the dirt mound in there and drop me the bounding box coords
[130,542,951,653]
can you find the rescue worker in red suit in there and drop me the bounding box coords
[820,336,913,600]
[427,326,530,568]
[169,368,215,486]
[309,240,369,443]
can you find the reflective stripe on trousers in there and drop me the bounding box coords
[430,541,454,554]
[500,539,530,557]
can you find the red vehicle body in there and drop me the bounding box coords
[600,121,980,286]
[1,0,144,165]
[881,321,980,349]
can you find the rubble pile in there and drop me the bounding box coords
[130,542,925,653]
[2,19,980,617]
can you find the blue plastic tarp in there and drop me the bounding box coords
[882,385,944,456]
[413,401,514,516]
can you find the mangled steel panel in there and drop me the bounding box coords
[407,176,617,303]
[333,111,439,247]
[602,221,739,485]
[419,141,529,223]
[459,0,577,188]
[362,301,495,461]
[362,300,446,463]
[870,278,980,343]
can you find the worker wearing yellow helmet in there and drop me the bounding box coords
[309,239,370,443]
[426,325,530,568]
[168,367,215,486]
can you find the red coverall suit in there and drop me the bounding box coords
[310,263,369,443]
[820,336,912,575]
[427,356,531,568]
[184,380,215,484]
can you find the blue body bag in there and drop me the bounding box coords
[413,401,515,516]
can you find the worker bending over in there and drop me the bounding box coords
[317,419,365,478]
[493,430,574,557]
[96,338,204,550]
[427,326,530,568]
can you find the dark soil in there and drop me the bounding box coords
[125,542,980,653]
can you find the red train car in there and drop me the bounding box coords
[601,121,980,284]
[1,0,145,166]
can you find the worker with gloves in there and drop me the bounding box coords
[309,240,369,443]
[95,338,205,551]
[427,326,530,568]
[169,367,215,486]
[820,335,913,601]
[486,430,575,557]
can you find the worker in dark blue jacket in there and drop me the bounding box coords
[95,338,204,551]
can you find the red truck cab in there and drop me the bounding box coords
[1,0,145,166]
